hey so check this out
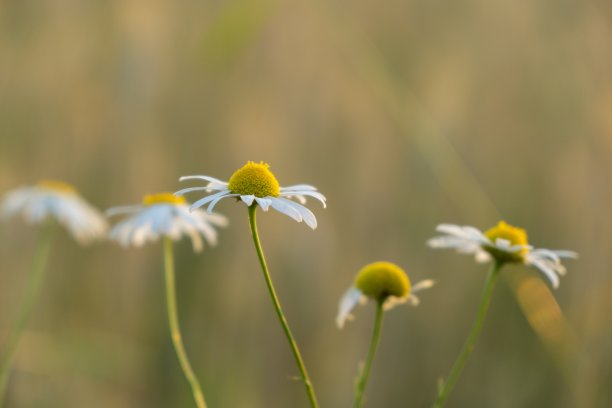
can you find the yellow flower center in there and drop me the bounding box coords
[227,161,280,198]
[143,193,186,206]
[354,261,411,301]
[484,221,529,262]
[37,180,76,194]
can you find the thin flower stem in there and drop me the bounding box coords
[163,238,207,408]
[247,205,320,408]
[432,261,503,408]
[354,300,384,408]
[0,223,54,406]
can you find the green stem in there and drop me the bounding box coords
[247,205,320,408]
[432,261,503,408]
[354,300,384,408]
[0,223,54,406]
[163,238,207,408]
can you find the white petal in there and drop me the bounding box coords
[174,186,210,197]
[179,175,228,185]
[280,184,318,192]
[190,190,231,212]
[255,197,273,211]
[412,279,435,293]
[383,296,407,311]
[406,294,420,306]
[280,190,327,208]
[436,224,475,239]
[336,287,364,329]
[207,194,236,213]
[269,197,302,222]
[276,198,317,229]
[475,250,492,263]
[240,195,255,206]
[529,259,560,289]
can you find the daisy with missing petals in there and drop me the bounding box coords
[428,221,577,408]
[176,161,326,229]
[107,193,228,408]
[336,262,433,408]
[0,180,107,404]
[176,161,325,408]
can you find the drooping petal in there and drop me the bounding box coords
[189,190,231,212]
[207,193,237,213]
[254,197,273,211]
[277,198,317,229]
[529,259,561,289]
[269,197,302,222]
[336,287,364,329]
[382,296,408,311]
[240,195,255,206]
[174,186,210,197]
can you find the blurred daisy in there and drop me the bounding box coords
[0,180,107,245]
[0,180,107,403]
[337,261,434,329]
[428,221,577,289]
[107,193,227,252]
[429,221,578,408]
[107,192,228,408]
[176,161,326,229]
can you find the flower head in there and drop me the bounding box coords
[176,161,326,229]
[1,181,108,245]
[107,192,228,252]
[336,261,434,328]
[428,221,578,289]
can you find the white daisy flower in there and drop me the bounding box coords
[107,193,228,252]
[1,180,107,245]
[336,261,434,329]
[428,221,577,289]
[175,161,326,230]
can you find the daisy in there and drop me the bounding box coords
[0,180,107,403]
[177,161,323,407]
[336,261,434,329]
[175,161,326,229]
[107,192,228,408]
[428,221,577,408]
[428,221,577,288]
[107,192,227,252]
[336,262,434,408]
[1,180,107,245]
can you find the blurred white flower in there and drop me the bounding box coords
[176,161,326,229]
[1,180,107,245]
[428,221,577,289]
[107,193,227,252]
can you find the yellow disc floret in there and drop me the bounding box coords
[355,261,411,301]
[143,192,186,206]
[227,161,280,198]
[484,221,529,263]
[37,180,76,194]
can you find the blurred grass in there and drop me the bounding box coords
[1,0,611,407]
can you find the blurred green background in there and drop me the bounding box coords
[0,0,610,407]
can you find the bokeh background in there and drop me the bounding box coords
[0,0,611,407]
